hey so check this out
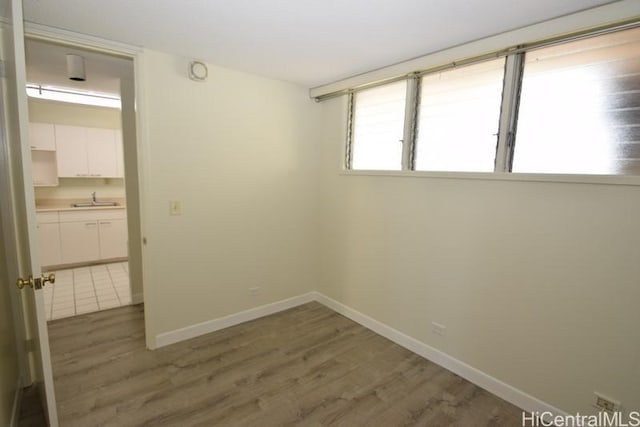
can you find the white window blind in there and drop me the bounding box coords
[414,58,505,172]
[351,80,407,170]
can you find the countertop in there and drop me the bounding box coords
[35,198,126,213]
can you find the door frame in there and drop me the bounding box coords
[22,23,154,348]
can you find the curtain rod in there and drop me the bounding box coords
[26,84,120,101]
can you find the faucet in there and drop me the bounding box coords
[91,191,97,204]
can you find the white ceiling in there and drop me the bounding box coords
[22,0,617,88]
[25,39,133,96]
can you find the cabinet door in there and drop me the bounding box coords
[29,123,56,150]
[60,221,99,264]
[37,222,62,267]
[87,128,118,177]
[98,218,128,259]
[55,125,89,177]
[31,151,59,186]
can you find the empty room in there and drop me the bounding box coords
[0,0,639,426]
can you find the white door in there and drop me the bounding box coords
[0,0,59,425]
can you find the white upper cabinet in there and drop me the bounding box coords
[31,151,59,186]
[55,125,122,178]
[55,125,89,177]
[86,127,118,177]
[29,122,56,150]
[30,123,58,186]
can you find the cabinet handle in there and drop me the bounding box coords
[85,222,97,226]
[101,221,111,225]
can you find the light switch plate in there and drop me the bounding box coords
[169,201,182,216]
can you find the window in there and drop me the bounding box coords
[342,23,640,180]
[350,80,407,170]
[512,27,640,175]
[415,58,505,172]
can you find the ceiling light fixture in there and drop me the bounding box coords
[26,84,121,109]
[66,54,86,81]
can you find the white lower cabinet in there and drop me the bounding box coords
[98,218,128,259]
[39,208,127,266]
[60,221,100,264]
[36,212,62,267]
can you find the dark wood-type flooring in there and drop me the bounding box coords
[17,385,47,427]
[41,302,523,426]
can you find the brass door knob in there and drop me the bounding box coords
[16,273,55,290]
[16,275,33,290]
[41,273,55,286]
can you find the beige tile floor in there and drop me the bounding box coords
[44,262,131,321]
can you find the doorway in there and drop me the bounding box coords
[24,38,144,321]
[1,10,147,421]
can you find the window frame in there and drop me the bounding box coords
[341,19,640,186]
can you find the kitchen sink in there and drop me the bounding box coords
[72,201,119,208]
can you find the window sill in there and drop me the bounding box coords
[339,170,640,186]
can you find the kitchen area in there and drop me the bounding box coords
[31,109,131,321]
[26,39,135,320]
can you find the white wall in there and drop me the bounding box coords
[28,98,121,129]
[139,50,322,340]
[34,178,124,201]
[312,3,640,416]
[29,1,638,419]
[316,76,640,417]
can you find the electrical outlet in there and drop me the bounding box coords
[593,392,620,412]
[169,201,182,216]
[431,322,446,336]
[249,286,261,296]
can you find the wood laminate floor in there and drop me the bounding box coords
[47,302,524,426]
[17,385,47,427]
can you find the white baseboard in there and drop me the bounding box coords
[9,377,23,427]
[153,290,566,420]
[155,292,316,348]
[311,291,567,421]
[131,293,144,304]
